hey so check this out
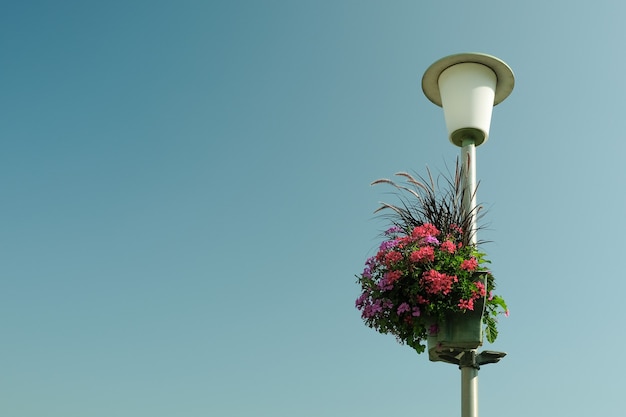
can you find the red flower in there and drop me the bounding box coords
[411,223,440,239]
[410,246,435,263]
[420,270,458,295]
[440,240,456,254]
[473,281,486,297]
[416,295,429,305]
[384,270,403,284]
[460,258,478,271]
[396,236,413,248]
[384,251,403,265]
[458,298,474,310]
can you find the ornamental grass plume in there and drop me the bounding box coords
[355,161,507,354]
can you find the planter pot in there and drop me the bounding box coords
[427,297,485,363]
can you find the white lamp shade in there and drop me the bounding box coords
[438,63,496,146]
[421,53,515,147]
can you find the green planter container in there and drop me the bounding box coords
[427,297,485,362]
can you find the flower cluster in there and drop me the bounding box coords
[356,223,507,354]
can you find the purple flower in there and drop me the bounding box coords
[397,302,411,315]
[362,267,372,279]
[424,235,440,245]
[362,300,383,319]
[411,306,421,317]
[377,280,393,291]
[355,293,369,309]
[384,226,402,235]
[379,240,398,251]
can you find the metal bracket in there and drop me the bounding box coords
[477,350,507,366]
[457,350,507,370]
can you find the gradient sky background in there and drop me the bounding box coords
[2,1,625,416]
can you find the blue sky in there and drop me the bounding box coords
[2,1,626,416]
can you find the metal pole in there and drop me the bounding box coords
[461,138,477,246]
[460,351,479,417]
[461,137,478,417]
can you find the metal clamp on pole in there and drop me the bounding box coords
[459,350,479,370]
[476,350,507,366]
[459,350,507,370]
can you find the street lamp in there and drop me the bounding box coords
[421,53,514,417]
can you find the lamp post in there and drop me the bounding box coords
[421,53,514,417]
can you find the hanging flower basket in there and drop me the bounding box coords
[355,163,508,355]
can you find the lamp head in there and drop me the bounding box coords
[422,53,515,146]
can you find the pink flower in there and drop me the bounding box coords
[395,236,413,248]
[458,298,474,310]
[378,270,402,291]
[424,235,440,245]
[440,240,456,254]
[420,270,458,295]
[410,246,435,263]
[384,251,403,265]
[385,270,402,284]
[473,281,486,297]
[411,223,440,239]
[460,258,478,271]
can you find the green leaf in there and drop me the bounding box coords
[484,315,498,343]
